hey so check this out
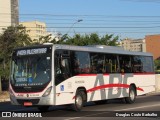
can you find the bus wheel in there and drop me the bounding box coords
[38,106,50,112]
[125,86,136,104]
[72,91,84,111]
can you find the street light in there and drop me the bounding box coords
[60,19,83,41]
[66,19,83,35]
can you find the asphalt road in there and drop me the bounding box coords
[0,93,160,120]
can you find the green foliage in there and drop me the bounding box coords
[32,34,62,45]
[59,33,119,46]
[154,60,160,70]
[0,25,31,79]
[31,33,119,46]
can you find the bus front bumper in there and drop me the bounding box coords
[10,95,54,106]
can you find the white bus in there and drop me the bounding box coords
[9,44,155,111]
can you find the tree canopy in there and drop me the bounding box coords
[59,33,119,46]
[154,60,160,70]
[0,25,31,79]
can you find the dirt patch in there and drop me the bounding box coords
[0,91,9,99]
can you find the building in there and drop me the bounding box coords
[20,21,61,43]
[20,21,48,43]
[120,38,145,52]
[47,30,61,42]
[120,35,160,60]
[145,34,160,60]
[0,0,19,34]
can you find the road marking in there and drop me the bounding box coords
[65,103,160,120]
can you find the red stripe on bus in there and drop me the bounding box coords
[76,74,109,76]
[76,73,155,76]
[136,87,144,91]
[86,84,130,93]
[133,72,155,75]
[72,84,144,99]
[76,74,97,76]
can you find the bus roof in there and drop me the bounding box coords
[53,44,153,57]
[13,44,153,57]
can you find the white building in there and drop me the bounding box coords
[119,38,146,52]
[0,0,19,34]
[47,29,61,42]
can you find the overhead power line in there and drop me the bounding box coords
[122,0,160,3]
[1,13,160,18]
[0,26,160,29]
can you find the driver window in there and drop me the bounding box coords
[55,50,71,85]
[61,58,70,78]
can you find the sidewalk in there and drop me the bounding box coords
[0,98,10,102]
[146,90,160,96]
[0,91,10,102]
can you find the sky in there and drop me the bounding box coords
[19,0,160,39]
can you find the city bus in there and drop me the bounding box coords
[9,44,155,111]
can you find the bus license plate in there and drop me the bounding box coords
[24,102,33,106]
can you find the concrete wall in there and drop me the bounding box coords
[156,74,160,92]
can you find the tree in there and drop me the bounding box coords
[32,34,53,45]
[0,25,31,80]
[154,60,160,70]
[59,33,119,46]
[32,34,63,45]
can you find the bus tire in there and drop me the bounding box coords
[125,86,136,104]
[72,91,84,111]
[81,91,87,104]
[37,106,50,112]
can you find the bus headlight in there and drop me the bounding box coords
[42,86,52,97]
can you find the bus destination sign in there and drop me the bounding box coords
[16,48,47,56]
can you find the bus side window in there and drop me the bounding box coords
[104,54,118,73]
[72,51,90,75]
[119,55,132,73]
[132,56,143,73]
[90,53,105,74]
[105,61,112,73]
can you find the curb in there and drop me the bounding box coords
[0,98,10,102]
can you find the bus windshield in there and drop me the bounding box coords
[11,54,51,87]
[10,48,52,91]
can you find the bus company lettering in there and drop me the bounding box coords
[17,48,47,56]
[89,74,134,101]
[75,80,85,84]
